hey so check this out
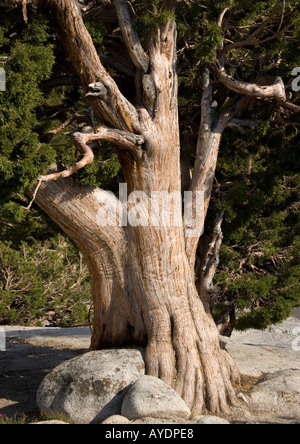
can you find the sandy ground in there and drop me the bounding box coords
[228,315,300,377]
[0,310,299,423]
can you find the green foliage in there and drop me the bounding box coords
[84,21,105,46]
[0,11,56,236]
[0,235,91,326]
[212,119,300,330]
[0,11,94,326]
[174,0,300,331]
[76,153,121,190]
[0,9,121,232]
[134,0,175,36]
[0,413,28,424]
[0,9,122,327]
[177,1,224,65]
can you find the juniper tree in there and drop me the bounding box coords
[0,11,56,240]
[0,0,299,415]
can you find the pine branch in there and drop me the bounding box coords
[224,0,286,52]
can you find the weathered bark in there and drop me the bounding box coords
[34,174,146,347]
[32,0,243,416]
[35,174,240,415]
[39,126,144,181]
[186,67,232,268]
[215,52,300,113]
[113,0,149,74]
[197,211,224,312]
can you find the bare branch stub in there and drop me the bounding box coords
[215,58,300,113]
[113,0,149,74]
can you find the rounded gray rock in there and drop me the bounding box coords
[37,349,145,424]
[101,415,131,424]
[121,375,191,420]
[250,369,300,412]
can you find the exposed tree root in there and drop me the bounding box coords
[144,295,241,416]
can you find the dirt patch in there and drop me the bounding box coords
[0,339,87,421]
[234,374,262,394]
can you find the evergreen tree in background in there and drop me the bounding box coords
[0,10,56,242]
[213,110,300,332]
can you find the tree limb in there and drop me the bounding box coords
[25,179,43,210]
[185,73,255,265]
[83,125,145,150]
[190,66,214,187]
[38,126,144,182]
[100,54,135,78]
[185,68,230,265]
[22,0,27,22]
[42,75,81,89]
[218,8,230,29]
[215,58,300,113]
[40,112,93,143]
[38,131,95,182]
[113,0,149,73]
[215,59,287,101]
[226,118,261,134]
[198,211,224,298]
[0,0,34,9]
[282,101,300,113]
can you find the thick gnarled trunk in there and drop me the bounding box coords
[34,30,240,411]
[31,0,242,416]
[35,176,239,415]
